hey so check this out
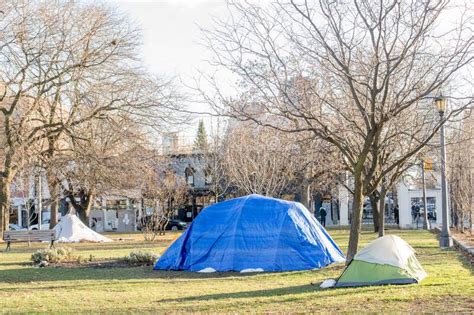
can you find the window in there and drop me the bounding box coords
[184,164,195,186]
[204,165,212,185]
[410,197,437,223]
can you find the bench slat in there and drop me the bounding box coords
[7,236,53,240]
[5,230,54,234]
[3,230,55,242]
[3,230,55,251]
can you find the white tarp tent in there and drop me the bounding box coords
[54,214,113,243]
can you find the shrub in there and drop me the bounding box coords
[31,247,78,264]
[123,250,159,266]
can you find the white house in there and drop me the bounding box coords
[336,171,447,229]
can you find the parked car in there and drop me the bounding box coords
[29,219,51,230]
[8,223,24,231]
[138,216,188,231]
[166,219,187,231]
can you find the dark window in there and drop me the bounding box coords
[204,165,212,185]
[184,165,195,186]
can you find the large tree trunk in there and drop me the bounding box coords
[0,156,16,234]
[46,173,60,229]
[68,190,94,226]
[370,193,379,233]
[49,198,59,229]
[378,188,387,237]
[0,177,11,234]
[347,174,364,264]
[0,164,16,234]
[76,193,94,226]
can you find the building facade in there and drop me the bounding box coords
[169,153,214,222]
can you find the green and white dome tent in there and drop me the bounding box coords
[335,235,427,287]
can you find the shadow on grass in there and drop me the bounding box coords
[0,266,317,283]
[158,284,317,302]
[156,283,382,303]
[0,261,30,267]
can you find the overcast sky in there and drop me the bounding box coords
[106,0,234,140]
[110,1,227,79]
[106,1,472,141]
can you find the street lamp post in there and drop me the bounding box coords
[435,95,452,248]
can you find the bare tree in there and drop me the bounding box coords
[448,111,473,233]
[43,68,178,227]
[205,119,232,202]
[202,0,473,261]
[222,123,304,197]
[57,114,149,224]
[140,166,188,240]
[0,1,182,232]
[0,1,138,232]
[366,105,442,236]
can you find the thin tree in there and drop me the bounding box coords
[140,165,188,240]
[448,111,473,233]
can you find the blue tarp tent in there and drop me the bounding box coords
[154,194,345,272]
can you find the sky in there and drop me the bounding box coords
[105,1,473,143]
[107,0,233,142]
[110,0,227,80]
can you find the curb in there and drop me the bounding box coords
[452,237,474,257]
[431,227,474,264]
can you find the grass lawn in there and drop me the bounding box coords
[0,229,472,313]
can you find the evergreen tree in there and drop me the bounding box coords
[193,120,209,153]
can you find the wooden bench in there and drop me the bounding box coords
[3,230,55,251]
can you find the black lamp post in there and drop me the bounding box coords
[435,95,452,248]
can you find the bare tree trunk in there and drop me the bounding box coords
[46,173,60,229]
[0,155,16,234]
[378,188,387,237]
[50,198,59,229]
[347,174,364,264]
[81,193,94,226]
[0,178,11,233]
[0,176,12,237]
[370,193,379,233]
[301,182,311,209]
[71,191,94,226]
[470,208,473,234]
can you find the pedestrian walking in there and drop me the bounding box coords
[394,204,399,224]
[411,204,418,222]
[319,207,327,227]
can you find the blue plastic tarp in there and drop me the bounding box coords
[154,194,345,272]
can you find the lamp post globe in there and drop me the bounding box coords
[435,96,447,113]
[435,95,452,248]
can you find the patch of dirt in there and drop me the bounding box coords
[409,295,474,313]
